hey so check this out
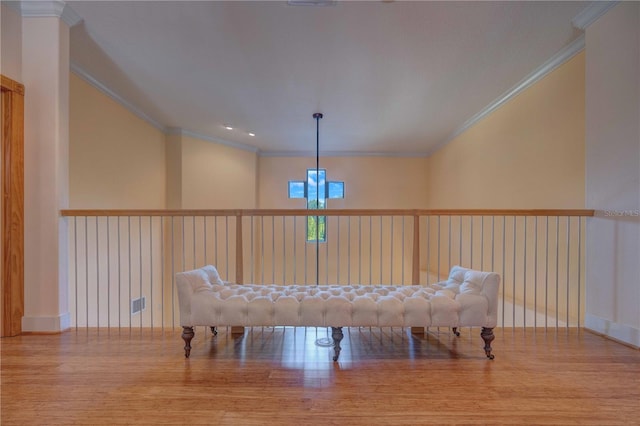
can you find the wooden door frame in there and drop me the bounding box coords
[1,74,25,337]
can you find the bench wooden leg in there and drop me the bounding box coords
[182,326,194,358]
[331,327,344,362]
[481,327,495,360]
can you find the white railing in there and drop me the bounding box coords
[61,209,593,330]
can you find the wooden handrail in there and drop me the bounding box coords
[60,208,595,217]
[1,75,25,95]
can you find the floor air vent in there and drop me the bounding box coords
[131,297,146,315]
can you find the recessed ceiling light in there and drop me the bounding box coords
[224,125,233,130]
[248,132,256,137]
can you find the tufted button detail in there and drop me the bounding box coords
[200,282,468,327]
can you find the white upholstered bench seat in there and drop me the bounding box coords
[177,265,500,360]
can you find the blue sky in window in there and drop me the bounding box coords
[288,181,305,198]
[307,169,326,201]
[328,181,344,198]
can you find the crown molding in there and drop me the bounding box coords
[71,63,167,133]
[72,64,258,153]
[430,34,585,156]
[60,2,82,27]
[571,1,619,30]
[2,2,22,14]
[168,128,260,153]
[19,1,83,27]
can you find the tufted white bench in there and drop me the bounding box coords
[177,265,500,361]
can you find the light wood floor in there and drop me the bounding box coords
[1,327,639,425]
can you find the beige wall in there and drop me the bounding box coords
[258,156,429,209]
[181,135,257,209]
[67,78,260,326]
[584,3,640,347]
[0,3,22,82]
[69,73,167,327]
[70,74,166,208]
[427,52,586,209]
[165,133,182,209]
[21,15,72,331]
[159,152,429,287]
[423,52,587,325]
[254,156,428,286]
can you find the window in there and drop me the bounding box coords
[288,169,344,242]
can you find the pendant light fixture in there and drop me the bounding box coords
[312,112,323,286]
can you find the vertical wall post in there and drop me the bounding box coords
[412,213,420,285]
[235,212,243,284]
[411,212,425,335]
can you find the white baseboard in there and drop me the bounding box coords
[585,314,640,348]
[22,312,71,333]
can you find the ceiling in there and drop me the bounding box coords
[67,1,588,156]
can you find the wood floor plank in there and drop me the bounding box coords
[1,327,639,425]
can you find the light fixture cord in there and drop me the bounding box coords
[313,113,323,286]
